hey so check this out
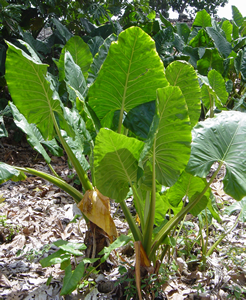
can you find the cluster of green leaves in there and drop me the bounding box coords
[39,235,131,295]
[2,21,246,253]
[1,4,246,297]
[0,214,20,242]
[152,8,246,116]
[0,0,156,139]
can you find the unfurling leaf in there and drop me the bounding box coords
[77,188,117,241]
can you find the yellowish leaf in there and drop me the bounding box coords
[0,194,5,204]
[77,188,117,241]
[135,214,141,226]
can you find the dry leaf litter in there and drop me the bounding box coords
[0,140,246,300]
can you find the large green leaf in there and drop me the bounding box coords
[5,42,64,140]
[224,197,246,222]
[207,69,228,105]
[182,46,200,68]
[39,249,70,267]
[160,14,176,32]
[0,163,26,184]
[233,23,240,41]
[123,100,155,140]
[53,240,86,256]
[176,23,190,43]
[90,23,115,39]
[64,51,87,105]
[155,192,183,226]
[234,49,243,75]
[232,5,244,27]
[87,34,118,85]
[9,102,51,164]
[222,20,233,42]
[233,37,246,52]
[64,52,100,133]
[200,70,228,111]
[201,83,219,111]
[11,104,62,157]
[189,29,213,48]
[197,48,224,75]
[60,262,85,296]
[59,36,93,81]
[165,61,201,128]
[149,86,191,187]
[206,27,232,59]
[192,9,212,28]
[87,36,104,57]
[94,128,144,201]
[154,27,175,56]
[88,27,168,128]
[241,20,246,37]
[165,171,210,216]
[173,33,185,53]
[52,18,73,43]
[22,32,50,58]
[186,111,246,201]
[61,107,91,171]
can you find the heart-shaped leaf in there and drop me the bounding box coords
[186,111,246,200]
[94,128,144,201]
[166,171,210,215]
[151,86,191,187]
[89,26,168,129]
[166,61,201,127]
[59,36,93,80]
[193,9,212,28]
[5,42,65,140]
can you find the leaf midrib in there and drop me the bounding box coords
[118,33,138,132]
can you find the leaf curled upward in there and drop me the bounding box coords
[77,188,117,242]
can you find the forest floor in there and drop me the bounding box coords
[0,133,246,300]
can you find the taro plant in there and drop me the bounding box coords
[39,239,97,296]
[2,23,246,298]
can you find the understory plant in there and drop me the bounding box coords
[1,21,246,297]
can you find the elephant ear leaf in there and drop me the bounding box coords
[5,42,64,140]
[9,102,51,164]
[59,36,93,81]
[151,86,191,187]
[0,163,26,184]
[232,5,244,27]
[206,27,232,58]
[165,61,201,127]
[165,171,210,216]
[94,128,144,202]
[186,111,246,200]
[193,9,212,28]
[207,69,228,106]
[88,26,168,130]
